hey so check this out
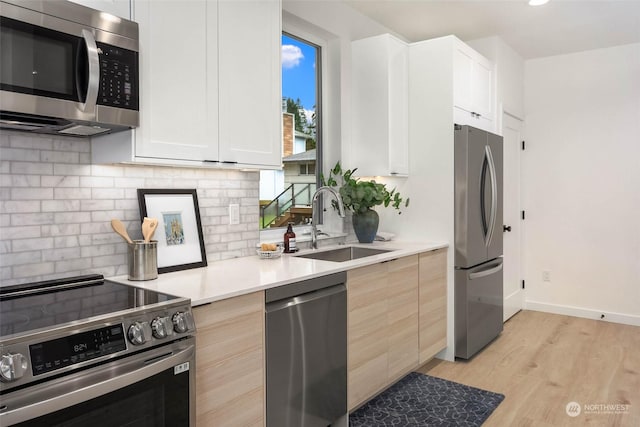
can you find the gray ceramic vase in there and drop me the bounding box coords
[352,209,379,243]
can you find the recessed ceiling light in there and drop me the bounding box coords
[529,0,549,5]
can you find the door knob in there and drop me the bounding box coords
[503,225,512,232]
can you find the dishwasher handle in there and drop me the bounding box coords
[265,283,346,313]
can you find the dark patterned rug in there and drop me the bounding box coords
[349,372,505,427]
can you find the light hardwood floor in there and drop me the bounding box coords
[418,310,640,427]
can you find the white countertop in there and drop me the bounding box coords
[108,241,448,306]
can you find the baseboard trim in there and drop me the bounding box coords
[525,300,640,327]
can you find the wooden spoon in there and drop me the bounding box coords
[142,217,158,243]
[111,219,133,244]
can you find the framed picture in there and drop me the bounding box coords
[137,189,207,274]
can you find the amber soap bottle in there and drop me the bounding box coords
[284,222,297,253]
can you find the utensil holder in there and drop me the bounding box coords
[128,240,158,281]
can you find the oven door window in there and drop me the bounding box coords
[0,17,84,102]
[14,366,190,427]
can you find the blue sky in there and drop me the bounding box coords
[281,35,316,118]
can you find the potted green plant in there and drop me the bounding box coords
[322,162,409,243]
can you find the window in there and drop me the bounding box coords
[299,163,315,175]
[259,33,322,230]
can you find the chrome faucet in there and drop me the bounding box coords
[311,186,345,249]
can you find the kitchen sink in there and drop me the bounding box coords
[295,246,392,262]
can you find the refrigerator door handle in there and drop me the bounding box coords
[469,260,503,280]
[485,145,498,248]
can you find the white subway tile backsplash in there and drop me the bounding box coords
[11,161,53,175]
[92,254,126,268]
[80,176,114,187]
[1,175,31,189]
[1,148,41,162]
[114,177,145,188]
[53,139,91,153]
[1,201,40,214]
[13,237,54,252]
[91,188,124,200]
[1,225,41,239]
[54,164,91,176]
[42,200,81,212]
[41,224,80,237]
[11,187,53,200]
[91,164,124,177]
[13,262,54,278]
[80,200,114,211]
[1,131,260,286]
[1,251,42,267]
[41,151,80,164]
[42,247,81,262]
[54,236,80,248]
[54,258,90,274]
[9,134,52,150]
[41,175,80,188]
[11,212,54,226]
[54,188,91,199]
[53,212,91,224]
[80,244,116,258]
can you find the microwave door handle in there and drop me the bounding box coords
[80,29,100,113]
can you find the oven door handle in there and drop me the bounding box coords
[0,339,195,426]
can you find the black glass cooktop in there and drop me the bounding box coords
[0,275,180,338]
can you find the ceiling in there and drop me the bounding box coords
[343,0,640,59]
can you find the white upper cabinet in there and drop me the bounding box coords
[68,0,131,19]
[218,0,281,167]
[133,0,218,162]
[453,40,494,131]
[351,34,409,176]
[92,0,281,169]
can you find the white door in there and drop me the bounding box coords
[502,113,524,321]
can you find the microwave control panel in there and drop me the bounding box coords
[97,42,139,111]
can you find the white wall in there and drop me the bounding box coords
[523,43,640,325]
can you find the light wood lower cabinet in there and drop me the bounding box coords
[347,255,419,410]
[348,250,448,410]
[419,248,448,363]
[193,292,264,427]
[386,256,420,381]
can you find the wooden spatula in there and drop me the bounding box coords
[111,219,133,244]
[142,217,158,243]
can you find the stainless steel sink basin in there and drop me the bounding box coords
[295,246,392,262]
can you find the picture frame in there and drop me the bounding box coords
[137,189,207,274]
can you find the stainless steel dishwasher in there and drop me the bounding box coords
[265,272,347,427]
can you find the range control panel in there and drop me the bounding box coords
[29,325,126,376]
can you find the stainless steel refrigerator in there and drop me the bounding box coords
[454,124,504,359]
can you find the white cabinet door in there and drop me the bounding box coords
[68,0,130,19]
[351,34,408,176]
[133,0,218,161]
[453,41,494,131]
[472,56,493,121]
[218,0,281,167]
[453,47,474,113]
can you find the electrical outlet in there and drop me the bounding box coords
[229,204,240,225]
[542,270,551,282]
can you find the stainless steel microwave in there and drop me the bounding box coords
[0,0,139,136]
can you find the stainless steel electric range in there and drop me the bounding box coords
[0,274,195,426]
